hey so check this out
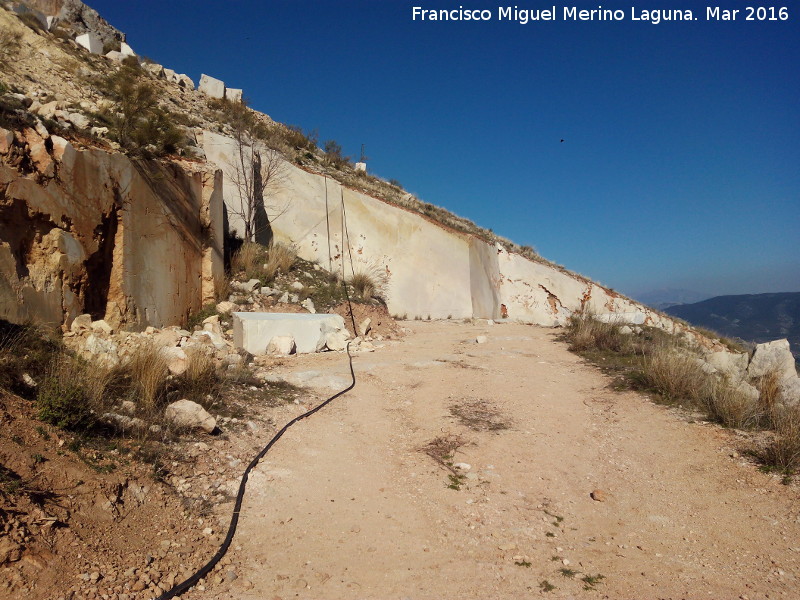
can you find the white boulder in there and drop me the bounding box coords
[199,74,225,99]
[165,399,216,433]
[266,335,296,356]
[160,346,188,375]
[747,339,797,381]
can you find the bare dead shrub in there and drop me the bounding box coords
[420,433,466,473]
[450,398,510,431]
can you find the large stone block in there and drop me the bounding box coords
[75,32,103,54]
[748,339,798,381]
[199,74,225,99]
[233,312,346,355]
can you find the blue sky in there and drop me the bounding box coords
[86,1,799,299]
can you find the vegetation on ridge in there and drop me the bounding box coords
[563,312,800,478]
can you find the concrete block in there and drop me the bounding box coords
[199,74,225,99]
[120,42,136,57]
[233,312,346,355]
[75,33,103,54]
[227,88,243,103]
[354,162,367,173]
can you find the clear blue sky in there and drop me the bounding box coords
[87,0,799,299]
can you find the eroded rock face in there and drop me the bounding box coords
[0,128,224,329]
[748,339,797,380]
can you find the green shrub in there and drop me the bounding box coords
[98,65,185,156]
[323,140,351,169]
[37,356,96,431]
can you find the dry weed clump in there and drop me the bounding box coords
[635,346,712,404]
[703,379,759,429]
[345,262,387,303]
[231,241,296,283]
[759,405,800,472]
[450,398,510,431]
[565,313,631,353]
[123,342,169,410]
[37,353,113,431]
[420,433,467,473]
[177,347,221,408]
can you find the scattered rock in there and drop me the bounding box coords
[267,336,296,356]
[591,489,607,502]
[325,330,350,352]
[234,279,261,293]
[453,462,471,472]
[301,298,316,314]
[359,317,372,337]
[161,346,188,375]
[91,319,113,334]
[476,335,488,344]
[71,313,93,333]
[164,399,217,433]
[216,301,237,314]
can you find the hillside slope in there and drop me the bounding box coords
[666,292,800,357]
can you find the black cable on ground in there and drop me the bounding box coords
[154,189,361,600]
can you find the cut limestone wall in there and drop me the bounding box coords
[202,130,685,330]
[0,126,224,329]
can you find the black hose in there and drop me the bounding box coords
[154,180,361,600]
[152,343,355,599]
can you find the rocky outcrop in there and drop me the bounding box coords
[0,126,225,329]
[22,0,123,46]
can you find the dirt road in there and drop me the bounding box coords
[215,321,800,599]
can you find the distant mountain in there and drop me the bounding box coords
[635,288,712,311]
[664,292,800,358]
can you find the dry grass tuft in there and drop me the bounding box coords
[704,379,759,429]
[231,241,266,275]
[125,342,169,410]
[231,241,296,283]
[565,313,631,353]
[757,369,783,422]
[264,242,296,281]
[634,346,712,404]
[178,347,221,408]
[348,271,377,301]
[759,405,800,472]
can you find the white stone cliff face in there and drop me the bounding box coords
[202,130,677,329]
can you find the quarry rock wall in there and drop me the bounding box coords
[0,127,224,329]
[202,130,677,329]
